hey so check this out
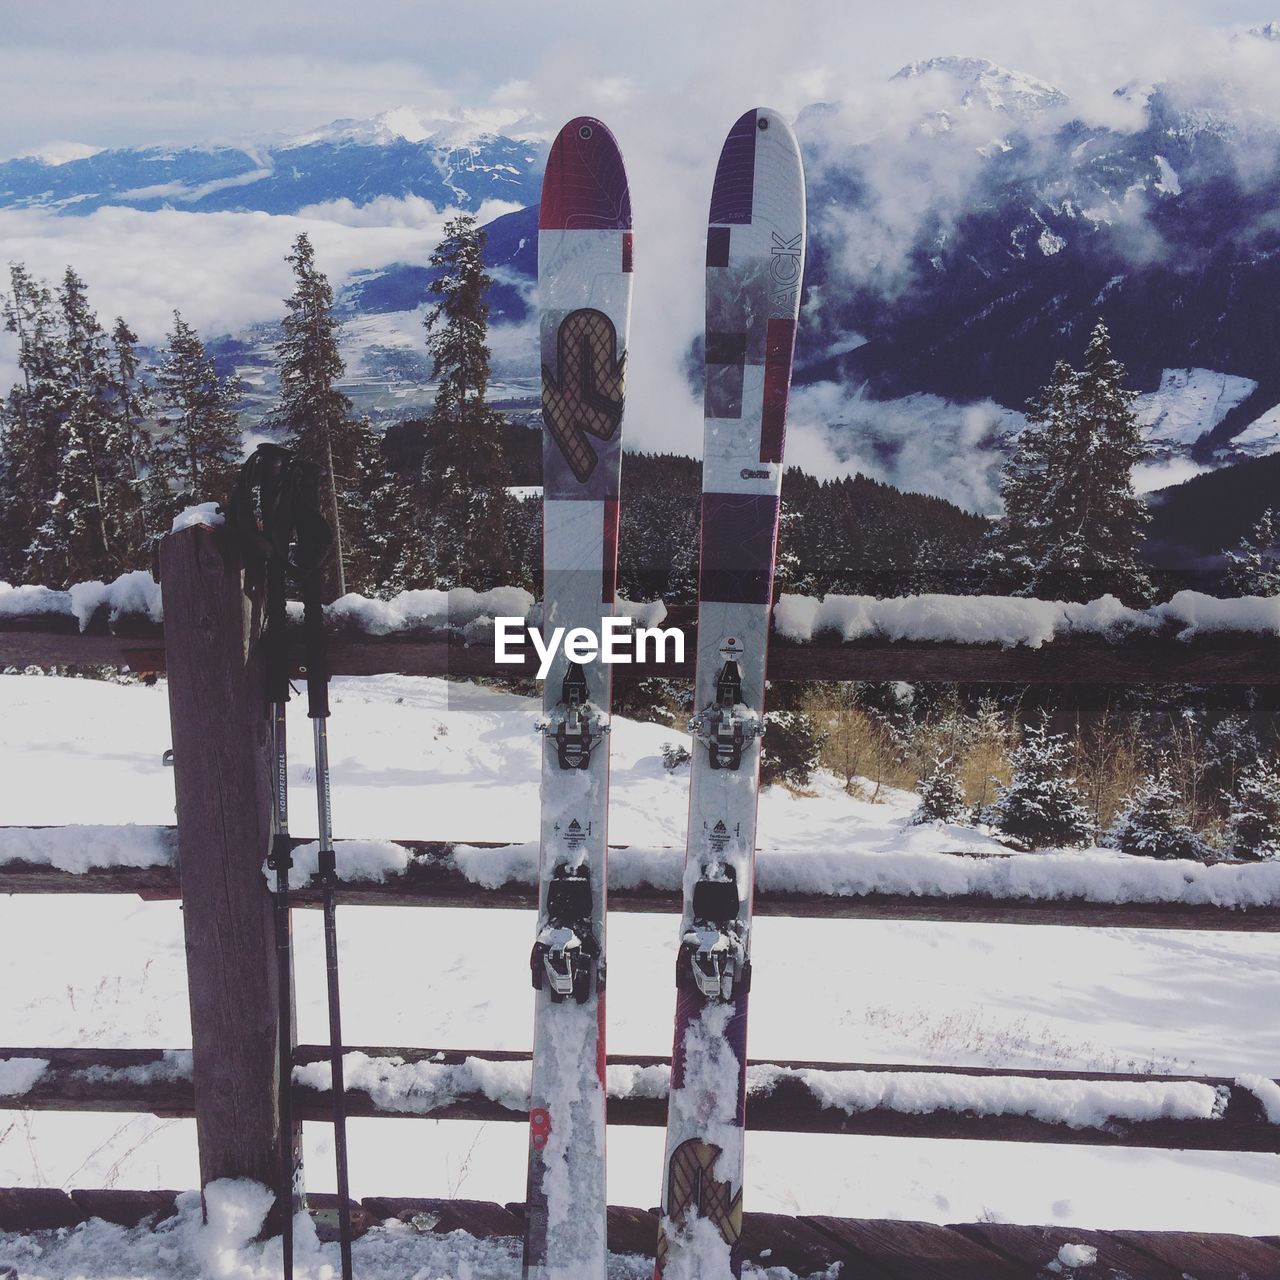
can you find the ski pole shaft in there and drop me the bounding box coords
[304,577,352,1280]
[264,551,300,1279]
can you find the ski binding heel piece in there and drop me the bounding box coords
[531,866,600,1003]
[677,867,749,1000]
[538,661,608,770]
[688,658,763,771]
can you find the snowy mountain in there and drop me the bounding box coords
[890,56,1070,115]
[789,56,1280,473]
[14,62,1280,516]
[0,110,543,215]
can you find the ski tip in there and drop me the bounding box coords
[539,117,631,232]
[709,106,801,229]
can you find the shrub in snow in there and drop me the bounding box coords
[661,742,691,771]
[1227,756,1280,860]
[613,676,686,726]
[761,708,827,788]
[1109,763,1205,860]
[913,754,967,825]
[993,717,1092,850]
[1224,507,1280,597]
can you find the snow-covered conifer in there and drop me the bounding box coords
[0,265,63,580]
[913,753,967,824]
[107,317,159,560]
[275,233,363,598]
[978,322,1152,603]
[28,269,141,585]
[152,311,241,520]
[1226,756,1280,860]
[420,215,511,588]
[1224,508,1280,597]
[345,421,424,597]
[993,715,1092,850]
[761,708,827,788]
[1109,760,1204,860]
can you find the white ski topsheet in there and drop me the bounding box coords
[658,107,806,1280]
[526,116,632,1280]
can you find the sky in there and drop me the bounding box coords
[3,0,1280,505]
[0,0,1275,157]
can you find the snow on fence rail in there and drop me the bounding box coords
[5,569,1280,683]
[2,1045,1277,1153]
[4,826,1280,930]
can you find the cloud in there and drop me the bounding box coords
[787,381,1023,514]
[0,204,456,347]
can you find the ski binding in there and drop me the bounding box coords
[677,867,750,1001]
[531,865,601,1003]
[538,661,608,770]
[688,656,763,771]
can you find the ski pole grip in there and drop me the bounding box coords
[302,579,329,719]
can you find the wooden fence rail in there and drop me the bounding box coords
[3,1046,1276,1153]
[5,612,1280,684]
[3,828,1279,931]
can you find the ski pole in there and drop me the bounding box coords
[301,566,353,1280]
[230,443,304,1277]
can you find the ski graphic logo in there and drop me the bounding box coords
[707,819,738,853]
[557,817,591,849]
[769,231,802,308]
[657,1138,744,1274]
[542,307,626,482]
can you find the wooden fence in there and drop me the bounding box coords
[1,521,1278,1244]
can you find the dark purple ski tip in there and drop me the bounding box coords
[540,116,632,231]
[708,108,758,227]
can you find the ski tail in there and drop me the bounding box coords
[656,107,806,1280]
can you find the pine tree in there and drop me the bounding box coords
[153,311,241,519]
[1224,508,1280,596]
[913,753,967,824]
[1226,756,1280,860]
[1109,760,1205,860]
[760,707,827,788]
[27,269,141,585]
[0,265,64,580]
[275,232,363,599]
[977,322,1152,603]
[108,317,160,561]
[420,215,511,588]
[345,421,424,597]
[993,716,1093,850]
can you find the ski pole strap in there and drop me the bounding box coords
[290,460,333,721]
[302,576,329,720]
[226,445,336,712]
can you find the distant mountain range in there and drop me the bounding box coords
[10,51,1280,561]
[0,109,543,214]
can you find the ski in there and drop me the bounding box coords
[523,116,633,1280]
[655,108,806,1280]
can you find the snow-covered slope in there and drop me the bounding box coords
[0,671,1276,1248]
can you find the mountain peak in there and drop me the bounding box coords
[1247,20,1280,40]
[891,57,1068,113]
[279,107,524,151]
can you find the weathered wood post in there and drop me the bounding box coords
[160,522,298,1229]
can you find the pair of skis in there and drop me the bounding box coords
[229,445,355,1280]
[526,110,806,1280]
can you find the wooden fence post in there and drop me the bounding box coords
[160,523,297,1229]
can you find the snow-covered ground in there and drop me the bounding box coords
[0,671,1277,1259]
